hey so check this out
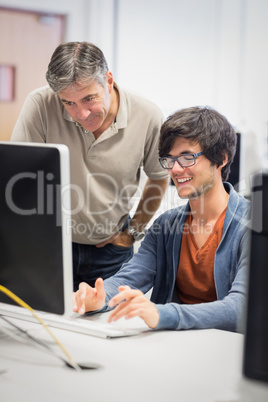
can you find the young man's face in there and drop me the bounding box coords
[167,137,223,200]
[58,71,113,133]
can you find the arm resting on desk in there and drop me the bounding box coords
[101,211,249,332]
[74,209,249,332]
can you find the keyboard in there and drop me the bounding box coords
[40,313,142,338]
[0,303,145,338]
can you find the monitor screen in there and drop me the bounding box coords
[228,132,241,189]
[0,143,68,314]
[243,171,268,383]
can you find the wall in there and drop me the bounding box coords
[0,0,117,70]
[0,0,117,140]
[0,0,267,194]
[0,9,64,140]
[115,0,268,194]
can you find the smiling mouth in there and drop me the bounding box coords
[76,118,95,126]
[84,116,97,122]
[177,178,192,183]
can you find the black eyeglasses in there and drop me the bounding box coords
[159,152,204,169]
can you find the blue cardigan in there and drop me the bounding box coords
[103,183,251,332]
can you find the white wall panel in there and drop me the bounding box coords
[1,0,268,189]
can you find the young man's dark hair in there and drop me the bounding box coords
[159,106,237,181]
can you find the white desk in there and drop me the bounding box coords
[1,313,268,402]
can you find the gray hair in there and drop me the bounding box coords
[46,42,109,93]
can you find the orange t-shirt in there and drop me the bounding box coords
[176,208,227,304]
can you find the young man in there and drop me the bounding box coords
[11,42,169,290]
[73,106,250,332]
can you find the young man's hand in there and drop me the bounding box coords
[107,286,160,329]
[73,278,106,315]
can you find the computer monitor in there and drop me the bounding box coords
[228,132,241,190]
[0,142,73,315]
[243,170,268,383]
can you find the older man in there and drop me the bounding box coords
[11,42,169,290]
